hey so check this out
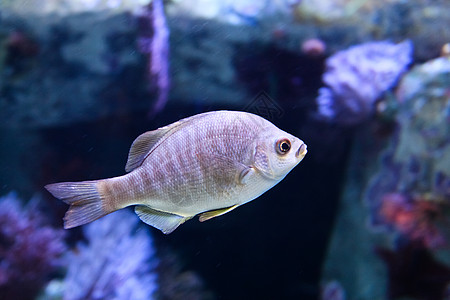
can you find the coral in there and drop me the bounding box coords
[0,192,66,300]
[321,280,346,300]
[394,57,450,157]
[137,0,170,117]
[316,40,413,125]
[322,55,450,300]
[167,0,294,23]
[39,210,213,300]
[62,209,157,300]
[366,56,450,235]
[294,0,353,23]
[2,0,152,15]
[301,38,327,57]
[356,55,450,299]
[379,192,446,248]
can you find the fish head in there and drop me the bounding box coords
[252,128,307,180]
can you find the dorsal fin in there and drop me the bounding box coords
[125,112,216,172]
[125,121,182,172]
[125,111,227,172]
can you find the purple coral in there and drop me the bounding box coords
[0,192,66,300]
[321,280,346,300]
[316,40,413,125]
[63,209,157,300]
[137,0,170,117]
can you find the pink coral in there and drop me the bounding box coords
[379,192,446,248]
[301,38,326,57]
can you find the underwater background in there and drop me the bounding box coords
[1,0,450,299]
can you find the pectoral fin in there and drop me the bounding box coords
[135,206,187,234]
[238,167,255,184]
[199,204,239,222]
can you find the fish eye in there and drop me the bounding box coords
[276,139,291,155]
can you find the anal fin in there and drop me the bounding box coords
[199,205,239,222]
[135,206,186,234]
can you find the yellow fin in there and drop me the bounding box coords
[199,205,239,222]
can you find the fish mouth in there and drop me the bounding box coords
[295,143,307,158]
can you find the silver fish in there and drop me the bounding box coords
[45,111,307,234]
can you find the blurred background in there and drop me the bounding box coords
[0,0,449,299]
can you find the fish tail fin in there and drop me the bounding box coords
[45,180,110,229]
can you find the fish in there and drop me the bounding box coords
[45,111,307,234]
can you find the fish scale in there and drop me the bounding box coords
[45,111,307,234]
